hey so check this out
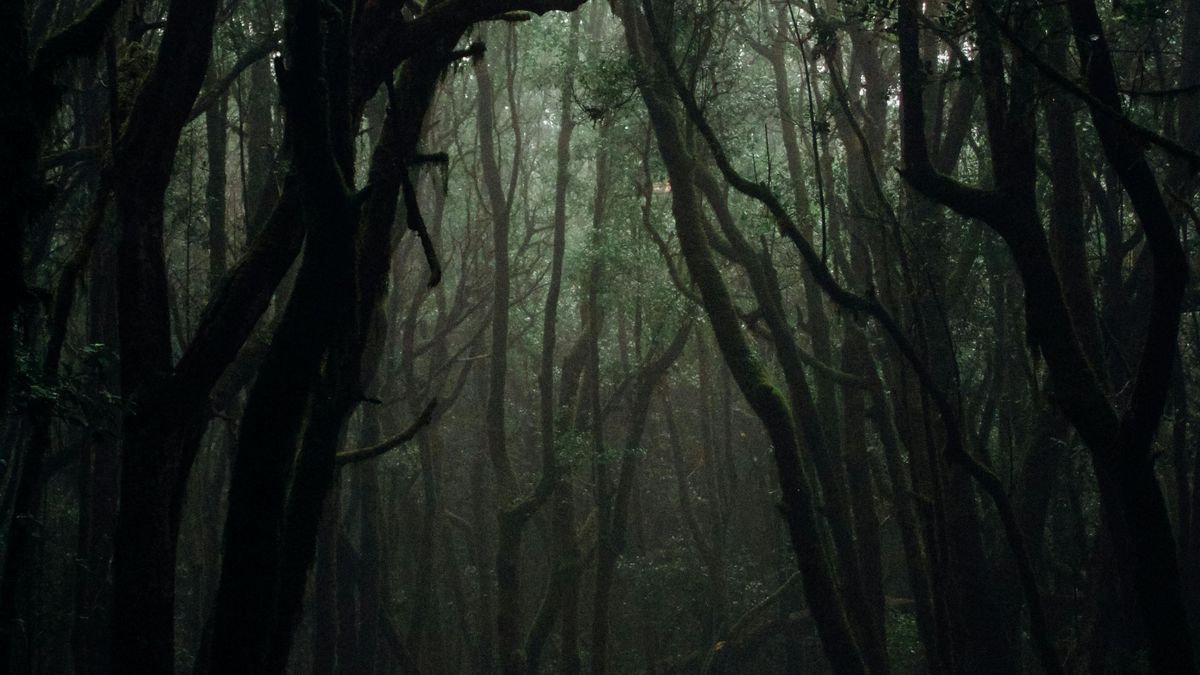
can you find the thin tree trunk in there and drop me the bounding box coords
[205,87,228,294]
[526,13,580,673]
[595,324,691,675]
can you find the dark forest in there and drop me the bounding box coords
[2,0,1199,671]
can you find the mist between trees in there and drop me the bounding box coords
[2,0,1199,672]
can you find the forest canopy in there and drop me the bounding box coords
[1,0,1199,672]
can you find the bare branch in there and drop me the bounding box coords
[336,399,438,465]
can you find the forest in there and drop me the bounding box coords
[1,0,1199,672]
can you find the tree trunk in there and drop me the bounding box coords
[527,14,580,673]
[205,87,228,294]
[110,0,220,669]
[613,3,867,671]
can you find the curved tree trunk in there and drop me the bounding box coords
[613,2,868,671]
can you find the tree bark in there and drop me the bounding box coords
[109,0,220,669]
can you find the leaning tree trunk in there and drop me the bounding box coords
[613,2,868,671]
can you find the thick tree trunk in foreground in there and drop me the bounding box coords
[109,0,220,668]
[897,0,1194,668]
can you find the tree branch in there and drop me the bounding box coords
[31,0,123,85]
[336,399,437,465]
[981,1,1200,170]
[352,0,588,106]
[188,33,281,122]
